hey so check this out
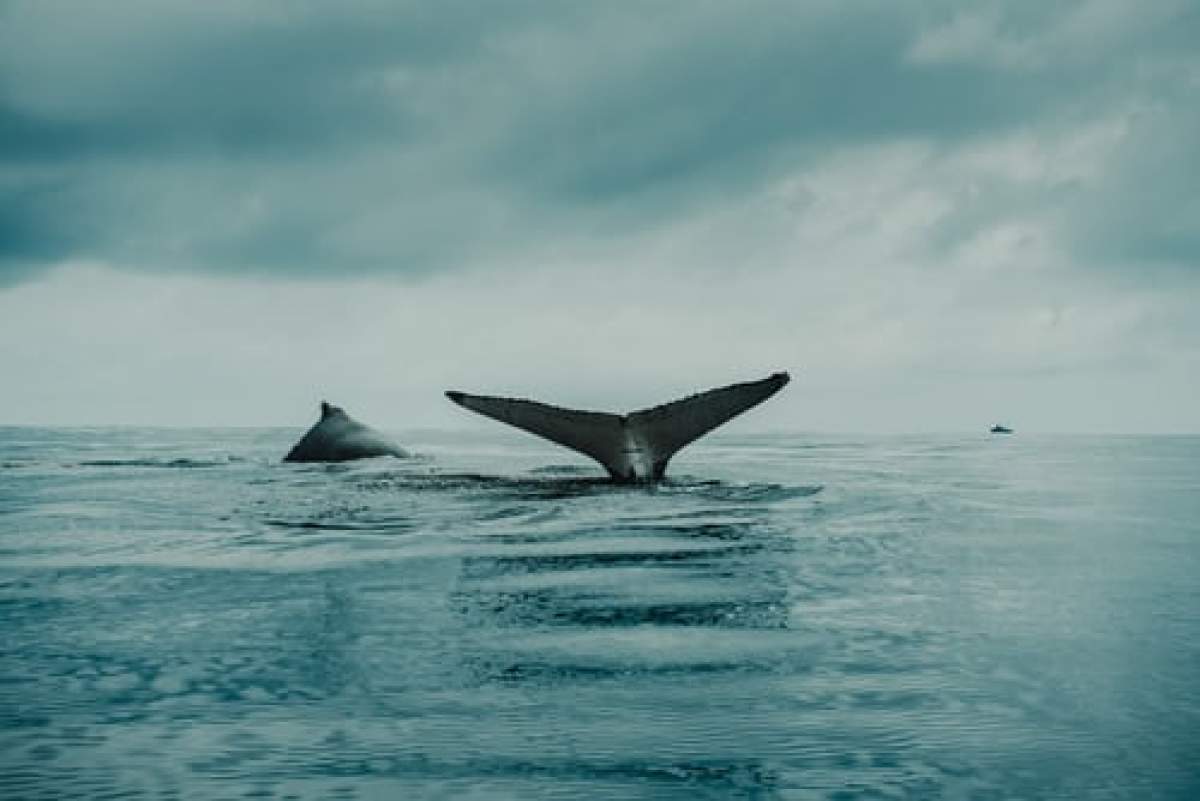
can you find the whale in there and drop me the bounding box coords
[283,402,409,462]
[445,371,790,481]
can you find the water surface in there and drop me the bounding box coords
[2,428,1198,798]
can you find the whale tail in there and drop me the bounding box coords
[445,372,790,481]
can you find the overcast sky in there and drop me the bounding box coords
[2,0,1198,432]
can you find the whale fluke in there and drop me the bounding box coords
[284,401,409,462]
[445,372,790,481]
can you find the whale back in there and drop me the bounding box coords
[445,372,790,481]
[284,402,408,462]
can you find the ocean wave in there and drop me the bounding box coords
[74,457,242,469]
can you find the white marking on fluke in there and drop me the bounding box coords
[445,372,790,481]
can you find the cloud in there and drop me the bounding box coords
[3,0,1197,286]
[0,0,556,280]
[2,238,1195,431]
[2,1,1199,432]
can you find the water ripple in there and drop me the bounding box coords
[2,429,1198,798]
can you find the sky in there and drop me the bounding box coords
[2,0,1198,433]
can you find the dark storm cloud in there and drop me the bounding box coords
[1,2,531,157]
[2,0,1198,284]
[491,10,1047,205]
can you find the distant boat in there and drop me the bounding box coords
[990,424,1013,434]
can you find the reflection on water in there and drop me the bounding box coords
[2,429,1199,798]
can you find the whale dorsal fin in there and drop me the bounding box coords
[445,372,790,481]
[321,401,347,420]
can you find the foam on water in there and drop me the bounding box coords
[1,428,1199,799]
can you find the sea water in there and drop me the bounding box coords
[1,428,1198,799]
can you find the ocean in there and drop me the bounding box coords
[1,427,1198,799]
